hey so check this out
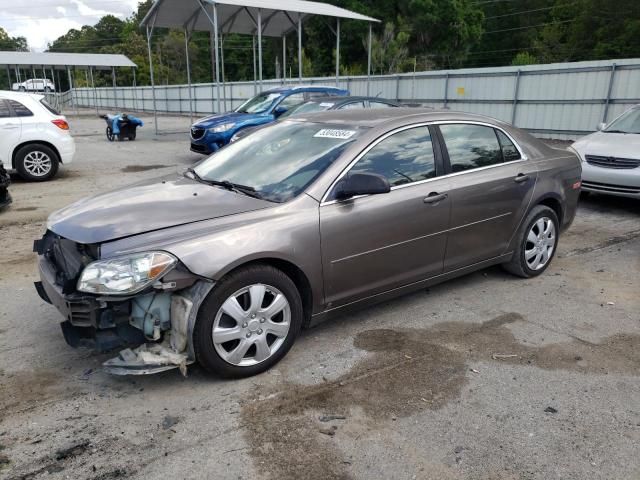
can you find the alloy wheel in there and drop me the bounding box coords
[524,217,556,271]
[212,284,291,366]
[23,151,52,177]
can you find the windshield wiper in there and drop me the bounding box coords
[185,167,263,199]
[604,129,630,134]
[184,167,203,181]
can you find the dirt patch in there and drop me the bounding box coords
[0,369,61,424]
[120,164,171,173]
[241,313,640,480]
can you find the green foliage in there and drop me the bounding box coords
[512,52,538,66]
[19,0,640,89]
[0,27,28,51]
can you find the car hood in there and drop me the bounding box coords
[193,111,264,128]
[572,131,640,158]
[47,175,273,244]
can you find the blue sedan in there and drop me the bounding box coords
[190,85,348,155]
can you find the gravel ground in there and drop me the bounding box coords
[0,114,639,480]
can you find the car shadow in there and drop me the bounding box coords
[578,191,640,215]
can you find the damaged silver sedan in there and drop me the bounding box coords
[34,109,581,377]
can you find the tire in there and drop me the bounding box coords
[128,132,136,141]
[15,144,60,181]
[106,126,115,141]
[44,87,51,92]
[19,87,25,92]
[194,265,303,378]
[502,205,559,278]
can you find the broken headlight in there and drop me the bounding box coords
[77,252,177,295]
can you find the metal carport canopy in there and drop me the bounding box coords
[141,0,379,35]
[141,0,379,134]
[0,52,136,69]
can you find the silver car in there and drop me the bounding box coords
[571,105,640,198]
[34,109,582,378]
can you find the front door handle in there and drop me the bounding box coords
[514,173,530,183]
[423,192,448,204]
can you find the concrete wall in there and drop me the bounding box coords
[68,58,640,139]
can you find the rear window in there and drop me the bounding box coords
[40,99,60,116]
[8,100,33,117]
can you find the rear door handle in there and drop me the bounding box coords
[423,192,448,204]
[514,174,530,183]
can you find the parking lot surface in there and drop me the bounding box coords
[0,114,639,480]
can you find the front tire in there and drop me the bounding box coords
[502,205,559,278]
[194,265,303,378]
[15,144,59,181]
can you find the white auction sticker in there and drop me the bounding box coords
[313,129,356,139]
[319,102,335,107]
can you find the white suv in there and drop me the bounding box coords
[12,78,56,92]
[0,91,75,181]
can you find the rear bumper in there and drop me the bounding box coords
[57,135,76,164]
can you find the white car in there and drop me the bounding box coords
[0,91,75,181]
[12,78,56,92]
[571,105,640,198]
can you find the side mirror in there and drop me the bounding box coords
[597,122,607,131]
[334,172,390,200]
[274,106,288,117]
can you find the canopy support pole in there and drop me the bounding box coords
[257,9,263,88]
[5,66,10,90]
[298,14,302,83]
[146,24,158,134]
[367,22,372,96]
[212,3,221,113]
[220,34,226,112]
[252,35,257,94]
[282,35,286,85]
[89,66,98,115]
[184,29,194,123]
[112,67,118,109]
[132,68,138,112]
[336,18,340,86]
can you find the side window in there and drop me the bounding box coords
[350,127,436,187]
[8,100,34,117]
[0,100,11,118]
[495,129,521,162]
[279,93,304,109]
[338,101,365,110]
[440,124,503,173]
[370,102,393,109]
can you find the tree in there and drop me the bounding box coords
[0,27,28,51]
[370,22,411,75]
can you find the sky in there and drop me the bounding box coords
[1,0,139,51]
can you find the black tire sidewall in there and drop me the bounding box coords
[194,265,303,378]
[518,206,559,277]
[15,144,59,181]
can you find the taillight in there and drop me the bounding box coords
[52,119,69,130]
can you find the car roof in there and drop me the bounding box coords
[287,107,511,128]
[0,90,44,101]
[263,85,346,94]
[302,95,398,106]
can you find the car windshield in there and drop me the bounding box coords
[235,92,281,114]
[280,101,334,118]
[604,108,640,134]
[194,121,365,203]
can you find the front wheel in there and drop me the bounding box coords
[502,205,559,278]
[106,126,115,141]
[193,265,303,378]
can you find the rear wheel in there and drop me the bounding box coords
[106,126,115,141]
[194,265,303,378]
[502,205,559,278]
[15,144,59,181]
